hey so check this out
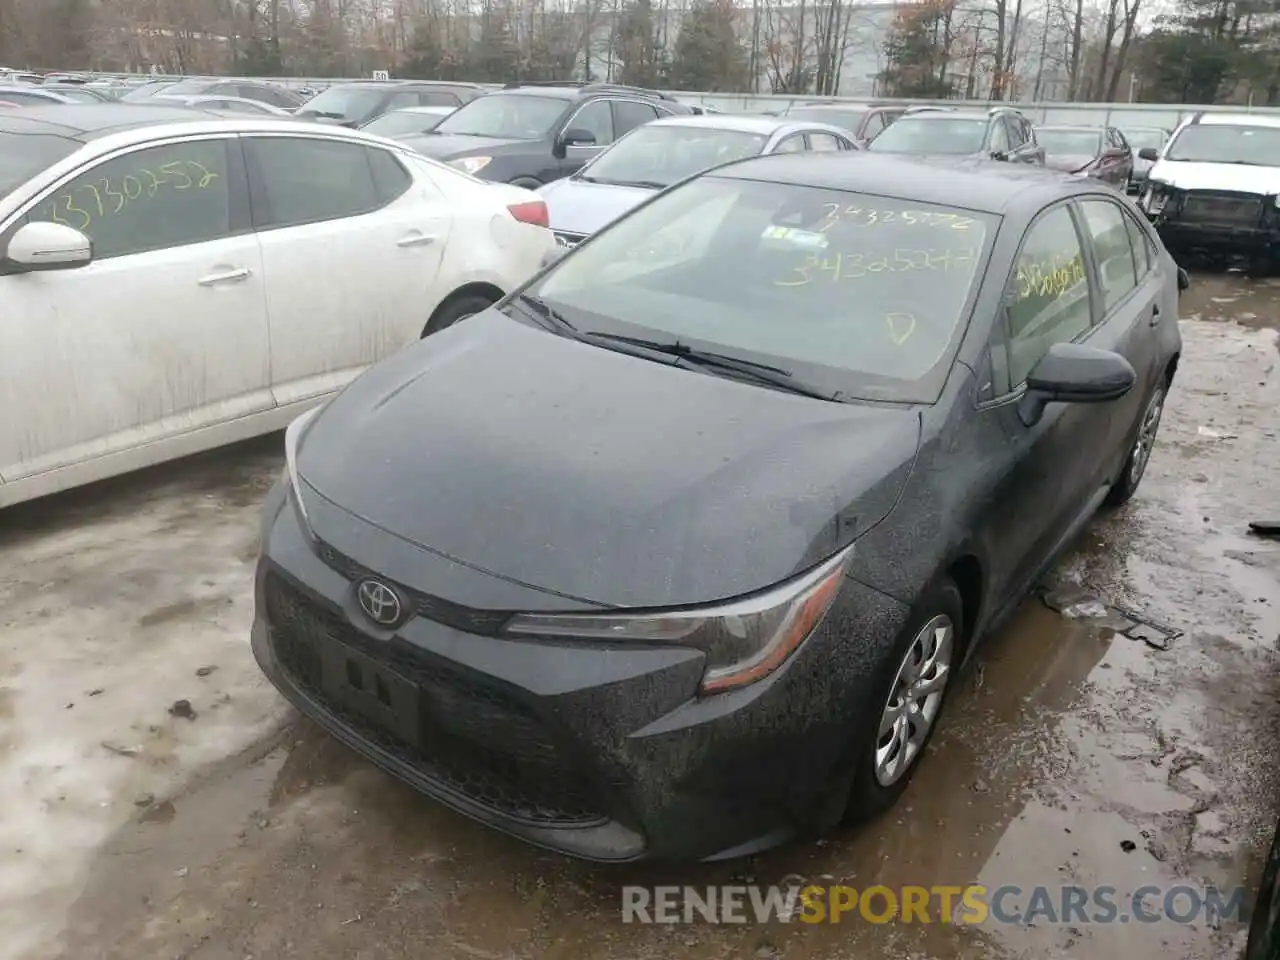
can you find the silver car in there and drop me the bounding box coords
[538,114,858,246]
[1122,126,1172,194]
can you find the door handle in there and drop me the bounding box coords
[397,233,437,248]
[1149,303,1161,327]
[198,267,251,286]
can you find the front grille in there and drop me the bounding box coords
[553,230,586,248]
[315,541,509,636]
[264,573,605,825]
[1180,192,1263,225]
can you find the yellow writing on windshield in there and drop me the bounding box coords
[1016,251,1085,302]
[818,204,977,232]
[38,159,220,232]
[885,313,916,345]
[775,248,980,287]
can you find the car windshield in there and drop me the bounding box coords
[581,125,767,188]
[1124,128,1167,151]
[784,108,867,132]
[1164,123,1280,165]
[868,118,989,155]
[297,86,385,121]
[363,109,449,136]
[527,176,995,403]
[1036,129,1101,155]
[433,94,565,140]
[0,131,78,198]
[120,80,179,101]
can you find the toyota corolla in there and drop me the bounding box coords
[252,153,1183,863]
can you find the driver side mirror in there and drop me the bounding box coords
[1138,147,1159,162]
[1177,266,1191,292]
[1016,342,1135,427]
[560,127,597,148]
[2,221,92,274]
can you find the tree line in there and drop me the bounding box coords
[0,0,1276,103]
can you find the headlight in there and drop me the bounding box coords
[1143,182,1169,214]
[452,156,492,175]
[283,404,324,535]
[503,546,853,695]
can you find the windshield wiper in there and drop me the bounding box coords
[513,293,578,334]
[581,332,838,400]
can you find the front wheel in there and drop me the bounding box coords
[423,292,499,337]
[843,578,963,823]
[1105,381,1166,507]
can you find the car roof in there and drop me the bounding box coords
[1036,125,1104,131]
[896,110,994,122]
[0,85,67,96]
[1196,112,1280,128]
[647,113,834,136]
[786,103,870,113]
[322,79,482,90]
[711,152,1103,216]
[492,86,583,100]
[0,103,217,141]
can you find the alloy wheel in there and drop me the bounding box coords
[874,614,955,787]
[1129,386,1166,488]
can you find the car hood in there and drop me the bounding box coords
[296,310,922,608]
[1044,153,1095,174]
[400,133,525,160]
[538,177,657,236]
[1147,159,1280,194]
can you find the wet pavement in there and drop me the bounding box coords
[3,272,1280,960]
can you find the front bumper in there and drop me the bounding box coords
[1142,187,1280,253]
[252,482,910,863]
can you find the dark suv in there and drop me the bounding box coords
[295,80,487,127]
[780,102,905,147]
[399,82,692,188]
[867,106,1045,165]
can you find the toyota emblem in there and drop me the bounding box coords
[356,578,404,627]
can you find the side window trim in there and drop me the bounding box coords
[990,199,1096,398]
[3,133,250,253]
[1067,200,1106,328]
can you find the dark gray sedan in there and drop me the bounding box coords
[252,153,1184,863]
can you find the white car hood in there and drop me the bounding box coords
[1148,159,1280,195]
[538,178,659,236]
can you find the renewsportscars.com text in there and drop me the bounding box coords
[621,883,1251,926]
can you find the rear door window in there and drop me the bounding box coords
[247,137,380,229]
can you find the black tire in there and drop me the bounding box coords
[423,292,499,337]
[843,577,964,823]
[1105,379,1167,507]
[508,177,542,190]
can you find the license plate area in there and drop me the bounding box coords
[319,638,420,749]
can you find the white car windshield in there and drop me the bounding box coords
[580,126,768,189]
[868,118,989,155]
[1036,130,1102,155]
[1164,124,1280,165]
[0,132,78,198]
[433,94,565,140]
[529,176,995,403]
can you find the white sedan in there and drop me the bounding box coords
[0,105,555,508]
